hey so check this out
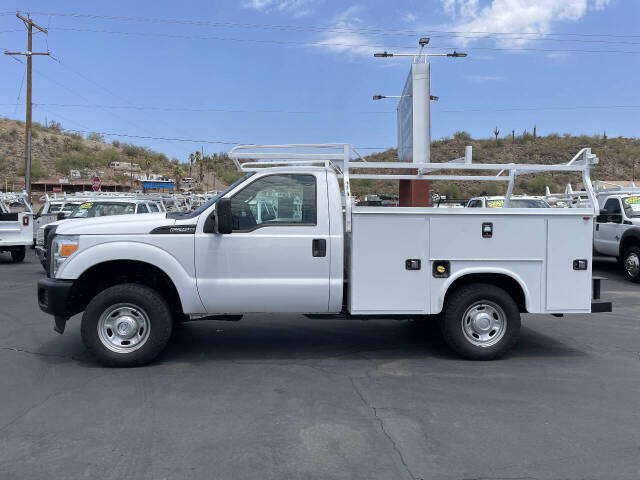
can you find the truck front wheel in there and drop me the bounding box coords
[81,284,173,367]
[440,283,520,360]
[622,246,640,283]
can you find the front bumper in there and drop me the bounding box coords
[37,278,74,333]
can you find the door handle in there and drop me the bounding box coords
[312,239,326,257]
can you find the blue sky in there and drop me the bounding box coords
[1,0,639,161]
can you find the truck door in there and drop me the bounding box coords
[595,198,623,256]
[194,172,331,313]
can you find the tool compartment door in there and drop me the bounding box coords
[546,216,593,311]
[349,212,428,314]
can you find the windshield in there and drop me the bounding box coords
[623,196,640,217]
[486,198,550,208]
[170,172,255,219]
[70,201,136,218]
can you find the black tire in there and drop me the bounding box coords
[439,283,520,360]
[81,283,173,367]
[11,246,25,262]
[622,246,640,283]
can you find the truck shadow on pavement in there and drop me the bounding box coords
[156,317,586,365]
[30,314,586,369]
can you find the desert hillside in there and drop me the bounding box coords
[1,116,639,198]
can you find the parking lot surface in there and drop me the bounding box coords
[1,249,639,480]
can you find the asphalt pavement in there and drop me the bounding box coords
[0,249,639,480]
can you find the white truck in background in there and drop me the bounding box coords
[0,193,33,262]
[37,144,611,366]
[546,181,640,282]
[466,196,551,209]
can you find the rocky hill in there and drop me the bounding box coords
[0,117,241,192]
[353,131,640,198]
[1,116,639,198]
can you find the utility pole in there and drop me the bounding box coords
[4,12,50,199]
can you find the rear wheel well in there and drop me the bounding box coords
[68,260,183,317]
[444,273,527,313]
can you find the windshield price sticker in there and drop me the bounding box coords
[487,200,504,208]
[79,202,93,208]
[624,196,640,205]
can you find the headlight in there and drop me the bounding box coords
[50,235,79,277]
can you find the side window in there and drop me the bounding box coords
[230,174,316,231]
[137,204,149,214]
[467,200,481,208]
[148,203,159,213]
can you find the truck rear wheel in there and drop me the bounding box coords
[440,283,520,360]
[11,246,25,262]
[622,246,640,283]
[81,284,173,367]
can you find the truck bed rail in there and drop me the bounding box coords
[229,143,600,231]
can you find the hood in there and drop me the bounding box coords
[55,213,173,236]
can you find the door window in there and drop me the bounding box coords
[148,203,160,212]
[467,200,482,208]
[137,203,149,214]
[230,174,316,231]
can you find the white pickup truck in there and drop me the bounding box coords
[0,193,33,262]
[593,191,640,282]
[37,144,611,366]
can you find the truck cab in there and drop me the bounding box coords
[594,193,640,282]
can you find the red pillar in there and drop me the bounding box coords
[399,170,431,207]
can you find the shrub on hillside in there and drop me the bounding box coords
[453,131,472,141]
[87,132,104,142]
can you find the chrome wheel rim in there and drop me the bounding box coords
[461,301,507,348]
[97,303,151,353]
[625,253,640,278]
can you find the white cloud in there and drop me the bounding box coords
[465,74,505,82]
[311,6,378,57]
[403,12,417,23]
[243,0,315,17]
[441,0,613,48]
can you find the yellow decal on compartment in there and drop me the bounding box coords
[487,200,504,208]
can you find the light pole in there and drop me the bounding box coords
[373,38,466,207]
[374,38,466,163]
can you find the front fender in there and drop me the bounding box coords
[435,266,533,314]
[58,241,206,314]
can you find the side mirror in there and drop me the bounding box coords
[596,210,607,223]
[57,212,66,221]
[216,198,233,234]
[611,213,622,224]
[204,198,233,234]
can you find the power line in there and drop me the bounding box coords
[37,26,640,54]
[46,26,640,46]
[2,102,640,114]
[13,64,26,117]
[24,11,640,40]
